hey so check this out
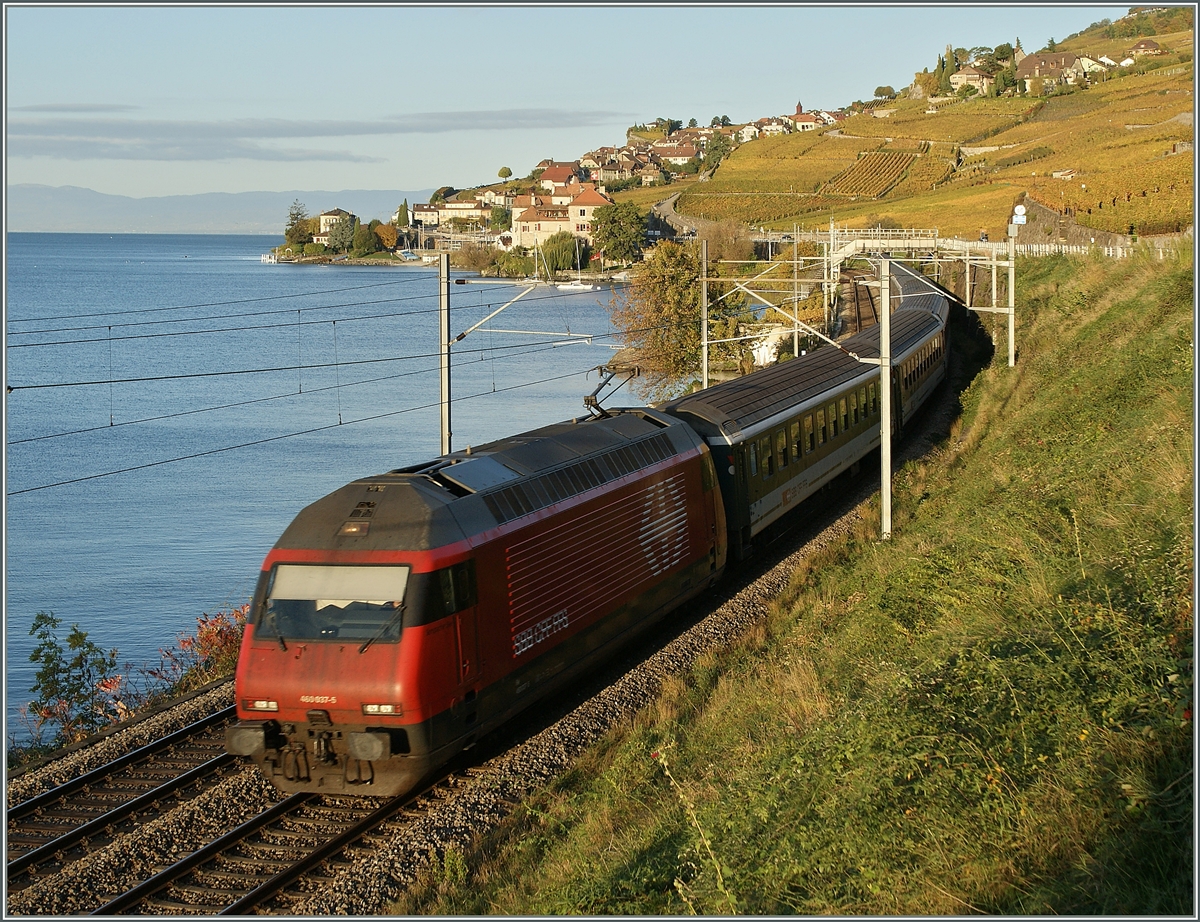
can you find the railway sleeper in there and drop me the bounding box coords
[216,852,296,869]
[144,895,223,914]
[258,827,325,845]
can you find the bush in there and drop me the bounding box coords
[304,242,327,256]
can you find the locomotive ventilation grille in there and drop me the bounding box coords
[506,469,691,657]
[483,433,677,525]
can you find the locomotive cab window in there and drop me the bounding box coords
[259,564,411,642]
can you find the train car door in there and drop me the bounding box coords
[455,606,479,686]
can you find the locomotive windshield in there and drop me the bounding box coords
[258,564,411,642]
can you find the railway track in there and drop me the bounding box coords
[91,773,471,915]
[6,707,238,892]
[8,331,980,916]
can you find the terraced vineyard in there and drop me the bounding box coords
[889,152,955,196]
[1025,151,1193,235]
[661,11,1192,239]
[835,96,1042,142]
[824,151,916,197]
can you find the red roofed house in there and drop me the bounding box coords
[514,184,613,248]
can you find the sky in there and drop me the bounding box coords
[6,3,1130,199]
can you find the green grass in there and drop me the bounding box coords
[392,244,1193,915]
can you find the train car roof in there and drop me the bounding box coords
[660,266,949,443]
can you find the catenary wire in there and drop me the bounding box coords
[6,365,601,496]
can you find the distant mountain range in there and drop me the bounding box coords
[6,185,436,235]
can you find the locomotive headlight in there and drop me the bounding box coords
[243,699,279,712]
[362,703,401,716]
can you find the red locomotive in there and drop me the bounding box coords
[227,261,950,796]
[226,409,727,795]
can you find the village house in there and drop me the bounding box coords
[949,64,996,95]
[1129,38,1163,55]
[410,203,440,226]
[318,208,357,234]
[539,164,581,192]
[756,117,792,136]
[512,183,613,249]
[651,139,700,165]
[1015,51,1087,90]
[437,199,492,229]
[737,123,760,142]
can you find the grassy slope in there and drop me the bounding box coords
[674,16,1193,240]
[394,245,1193,914]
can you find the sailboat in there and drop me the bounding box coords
[557,238,596,291]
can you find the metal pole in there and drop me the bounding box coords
[439,253,452,455]
[879,259,892,540]
[701,239,709,390]
[1007,232,1016,367]
[793,227,799,357]
[964,249,972,309]
[992,251,998,313]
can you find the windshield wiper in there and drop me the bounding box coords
[263,607,287,651]
[359,604,405,654]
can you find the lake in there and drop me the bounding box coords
[5,233,621,738]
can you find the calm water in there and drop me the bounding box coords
[5,234,620,737]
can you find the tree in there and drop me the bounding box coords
[27,611,123,744]
[375,223,399,249]
[397,199,410,226]
[687,117,698,128]
[720,115,732,126]
[285,200,312,245]
[591,201,645,264]
[352,219,377,253]
[874,85,895,98]
[498,166,512,180]
[540,231,581,276]
[490,206,511,231]
[702,133,733,172]
[327,214,354,252]
[1046,37,1056,51]
[994,42,1014,62]
[607,240,703,399]
[710,116,722,127]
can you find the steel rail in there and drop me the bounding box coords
[218,793,412,915]
[7,753,236,878]
[7,706,236,822]
[90,792,313,916]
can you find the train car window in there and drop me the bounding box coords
[804,415,815,453]
[789,421,801,462]
[850,391,858,425]
[776,430,788,469]
[760,437,775,478]
[869,382,876,414]
[748,443,758,476]
[860,386,868,418]
[839,398,848,433]
[263,564,411,642]
[816,409,826,445]
[828,403,838,438]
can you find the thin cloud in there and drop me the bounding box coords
[11,103,141,113]
[8,108,630,161]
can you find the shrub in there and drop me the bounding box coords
[303,242,327,256]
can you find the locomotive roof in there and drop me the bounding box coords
[273,409,702,553]
[660,265,950,443]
